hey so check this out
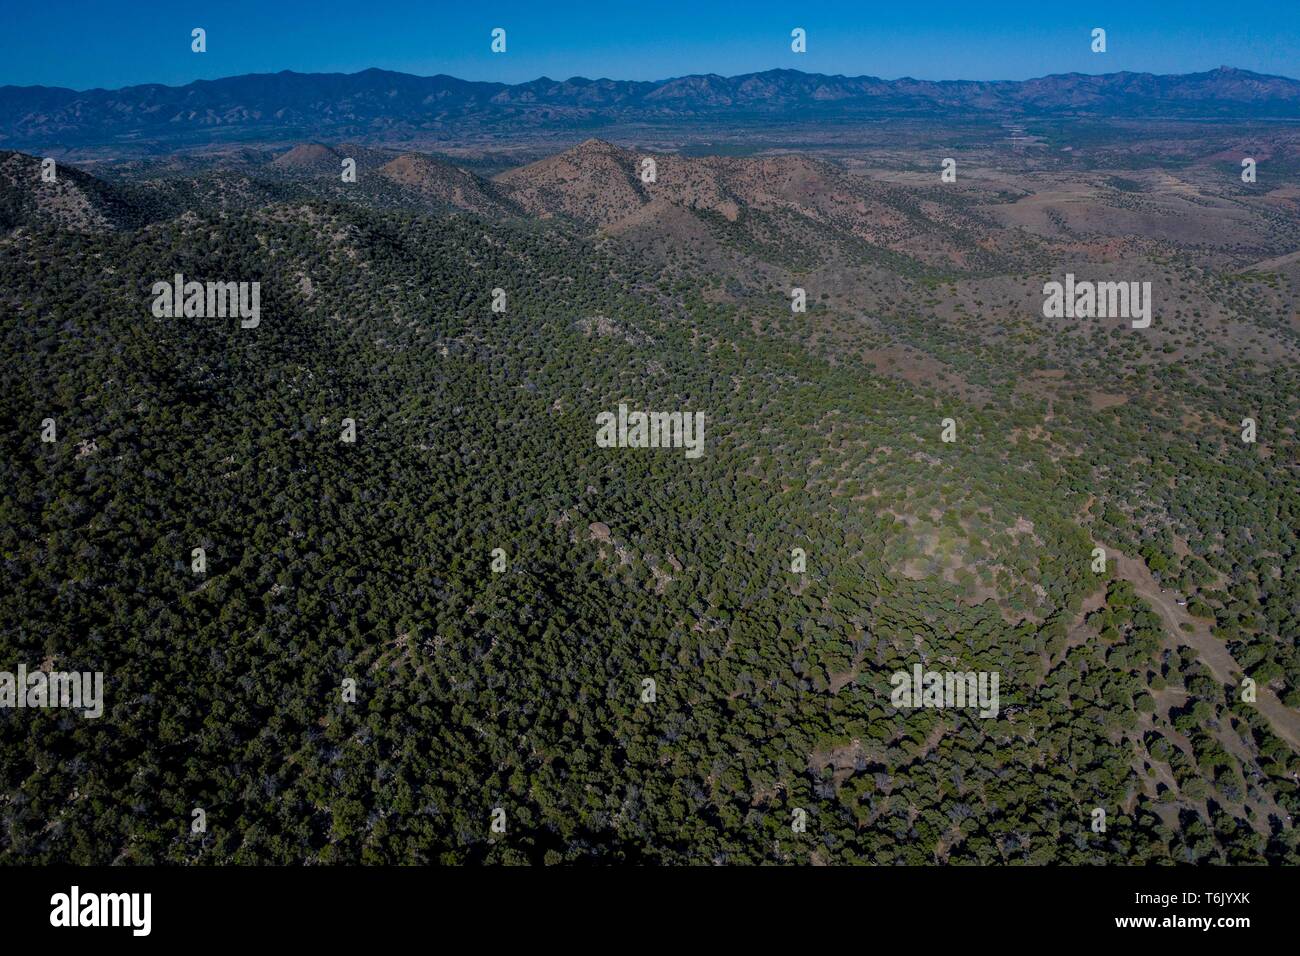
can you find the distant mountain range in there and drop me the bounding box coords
[3,66,1299,150]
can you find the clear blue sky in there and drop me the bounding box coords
[2,0,1297,90]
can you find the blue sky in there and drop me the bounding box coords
[2,1,1297,90]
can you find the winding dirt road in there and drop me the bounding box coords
[1107,546,1300,751]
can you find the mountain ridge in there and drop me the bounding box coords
[4,66,1300,151]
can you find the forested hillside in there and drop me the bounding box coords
[1,146,1297,864]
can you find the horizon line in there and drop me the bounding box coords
[5,63,1296,96]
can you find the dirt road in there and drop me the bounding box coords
[1107,547,1300,752]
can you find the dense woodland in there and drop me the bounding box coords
[0,148,1297,864]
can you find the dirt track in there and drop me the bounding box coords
[1107,546,1300,751]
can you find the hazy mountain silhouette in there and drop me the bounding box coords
[3,66,1298,149]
